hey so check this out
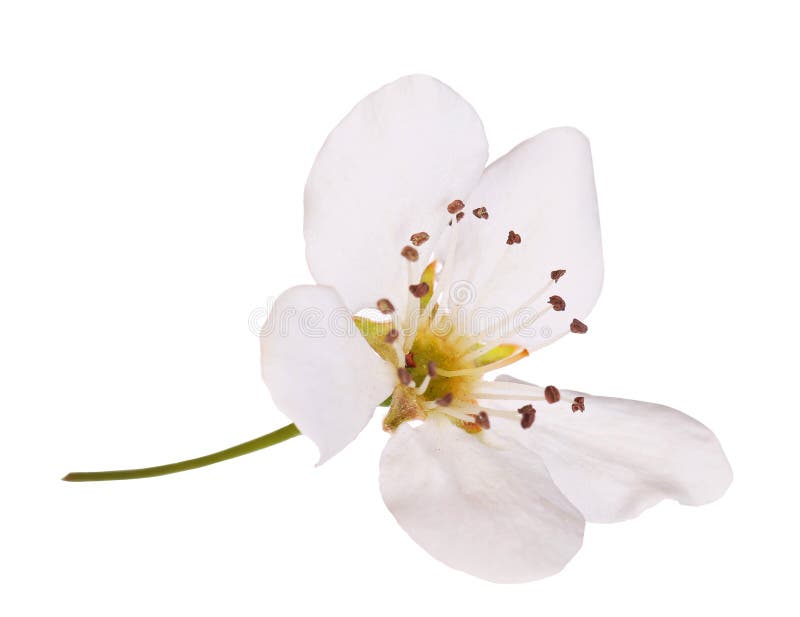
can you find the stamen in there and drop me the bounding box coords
[401,245,419,262]
[473,392,545,401]
[377,298,395,314]
[551,269,567,283]
[544,385,561,404]
[475,276,555,341]
[506,230,522,245]
[447,199,465,214]
[473,381,546,399]
[415,374,431,395]
[393,340,405,367]
[514,305,552,335]
[436,349,529,377]
[572,396,586,413]
[518,404,536,429]
[456,211,465,223]
[405,352,416,368]
[384,329,399,343]
[429,207,461,317]
[570,318,588,334]
[427,361,437,377]
[425,403,476,423]
[410,232,430,246]
[397,367,412,386]
[409,282,430,298]
[474,411,491,430]
[449,401,520,421]
[436,392,454,407]
[548,295,566,311]
[472,206,489,219]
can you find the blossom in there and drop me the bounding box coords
[259,75,732,583]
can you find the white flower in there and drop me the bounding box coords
[259,75,732,583]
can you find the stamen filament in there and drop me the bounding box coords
[393,340,406,367]
[449,403,520,421]
[415,374,432,394]
[436,349,529,377]
[472,392,546,401]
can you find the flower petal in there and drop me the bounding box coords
[493,376,733,523]
[379,417,584,583]
[304,75,488,315]
[445,128,602,351]
[260,285,395,464]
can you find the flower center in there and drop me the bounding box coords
[354,198,589,433]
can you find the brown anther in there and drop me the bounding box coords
[447,199,465,214]
[377,298,395,314]
[571,396,585,413]
[506,230,522,245]
[456,211,465,223]
[475,411,491,430]
[548,295,566,311]
[551,269,567,283]
[517,404,534,415]
[410,232,430,246]
[570,318,588,334]
[544,385,561,404]
[472,206,489,219]
[397,367,412,386]
[384,329,399,343]
[427,361,437,377]
[405,352,416,368]
[520,410,536,429]
[436,392,453,407]
[409,282,430,298]
[401,245,419,262]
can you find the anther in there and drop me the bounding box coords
[436,392,453,407]
[384,329,399,343]
[544,385,561,404]
[405,352,416,368]
[409,282,430,298]
[548,295,566,311]
[571,396,585,413]
[475,411,491,430]
[397,367,412,386]
[520,410,535,429]
[401,245,419,262]
[570,318,588,334]
[551,269,567,283]
[456,211,465,223]
[447,199,465,214]
[506,230,522,245]
[472,206,489,219]
[410,232,430,246]
[377,298,395,314]
[427,361,437,377]
[517,404,536,429]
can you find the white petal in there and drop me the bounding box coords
[260,285,395,464]
[304,75,488,315]
[445,128,602,351]
[379,417,584,583]
[493,376,733,523]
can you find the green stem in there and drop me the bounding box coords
[62,423,301,482]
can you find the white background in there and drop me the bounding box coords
[2,1,798,615]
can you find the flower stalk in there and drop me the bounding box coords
[62,423,301,482]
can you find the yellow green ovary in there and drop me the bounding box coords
[405,325,477,403]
